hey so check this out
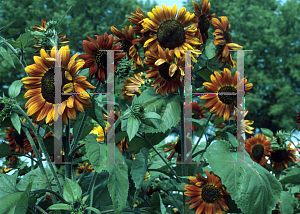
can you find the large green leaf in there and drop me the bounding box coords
[279,191,294,214]
[10,112,21,135]
[85,134,129,214]
[196,68,214,82]
[0,174,32,214]
[206,140,282,214]
[137,88,180,134]
[0,46,15,68]
[17,168,53,191]
[260,128,274,138]
[8,80,23,98]
[63,178,82,203]
[47,204,72,211]
[127,116,139,142]
[205,39,217,59]
[279,167,300,185]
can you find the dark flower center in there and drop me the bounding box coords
[218,85,237,105]
[174,139,181,154]
[157,20,185,49]
[198,14,210,34]
[192,110,198,119]
[158,62,179,81]
[251,144,265,160]
[223,31,232,43]
[271,149,289,163]
[121,39,134,55]
[13,129,26,146]
[41,68,71,104]
[202,184,222,203]
[94,50,107,70]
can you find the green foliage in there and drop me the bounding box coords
[206,140,282,214]
[279,191,294,214]
[0,142,12,158]
[8,80,23,98]
[127,116,139,142]
[72,112,94,141]
[279,167,300,185]
[0,46,15,68]
[205,38,217,59]
[10,112,21,135]
[63,178,82,203]
[17,168,53,191]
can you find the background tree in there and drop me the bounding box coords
[184,0,300,134]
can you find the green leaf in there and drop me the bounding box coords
[0,46,15,68]
[127,116,139,142]
[16,32,32,50]
[73,112,94,141]
[47,204,72,211]
[85,134,107,168]
[260,128,274,138]
[0,142,12,158]
[17,168,53,191]
[8,80,23,98]
[119,19,132,28]
[63,178,82,203]
[143,112,162,120]
[150,192,166,213]
[226,132,237,147]
[279,167,300,185]
[14,182,32,214]
[207,61,221,72]
[132,94,138,106]
[214,117,224,126]
[85,207,101,214]
[196,68,214,82]
[205,39,217,59]
[115,131,127,144]
[10,112,21,135]
[279,191,294,214]
[206,140,282,214]
[0,20,15,32]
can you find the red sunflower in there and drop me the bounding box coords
[78,33,126,84]
[164,137,182,163]
[270,142,297,172]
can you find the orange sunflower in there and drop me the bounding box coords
[21,45,96,126]
[119,72,146,102]
[164,137,182,163]
[211,16,243,68]
[78,33,126,84]
[1,167,12,174]
[145,46,186,97]
[127,7,147,36]
[191,0,215,45]
[5,155,18,167]
[141,4,201,61]
[244,134,272,167]
[270,142,297,172]
[179,102,206,131]
[200,68,253,121]
[111,25,144,68]
[76,162,94,175]
[184,169,230,214]
[32,19,70,53]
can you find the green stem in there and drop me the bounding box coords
[28,201,48,214]
[14,104,64,197]
[87,172,98,214]
[137,132,182,183]
[10,152,39,165]
[65,122,72,179]
[22,126,58,205]
[30,189,69,204]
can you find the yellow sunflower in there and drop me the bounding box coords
[184,168,230,214]
[21,45,96,126]
[145,46,186,97]
[270,142,297,172]
[141,4,201,61]
[90,125,107,143]
[119,72,145,102]
[32,19,70,53]
[111,25,144,68]
[211,16,243,68]
[164,137,182,163]
[1,167,12,174]
[76,162,94,176]
[200,68,253,121]
[191,0,215,45]
[244,134,272,167]
[78,33,126,84]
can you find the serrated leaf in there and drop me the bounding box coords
[10,112,21,135]
[206,140,282,214]
[196,68,214,82]
[260,128,273,138]
[8,80,23,98]
[127,116,139,142]
[279,191,294,214]
[143,112,161,120]
[279,167,300,185]
[205,39,217,59]
[0,46,15,68]
[17,168,53,191]
[47,204,72,211]
[63,178,82,203]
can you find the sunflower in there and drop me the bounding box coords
[1,167,12,174]
[211,16,243,69]
[200,68,253,121]
[4,126,36,157]
[296,111,300,130]
[145,46,187,97]
[270,142,297,172]
[127,7,147,36]
[32,19,70,53]
[164,137,182,163]
[111,25,144,68]
[184,168,230,214]
[5,155,18,167]
[141,4,201,61]
[21,45,96,126]
[119,72,145,102]
[78,33,126,84]
[191,0,215,45]
[179,101,206,131]
[76,162,94,175]
[244,134,272,167]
